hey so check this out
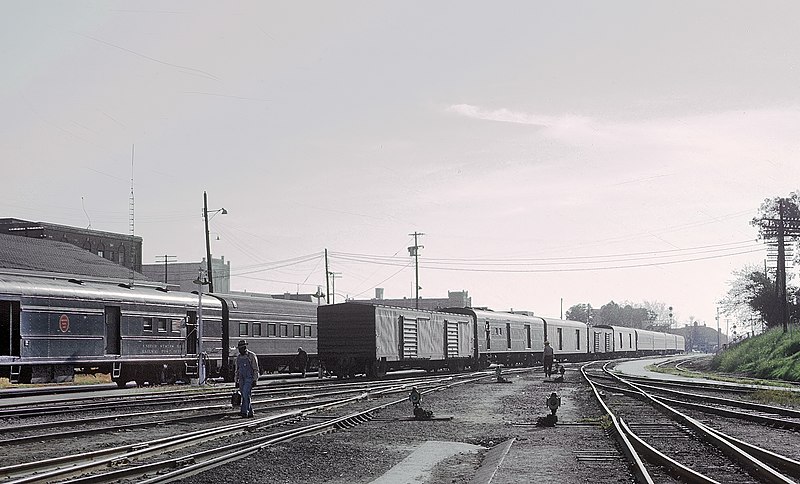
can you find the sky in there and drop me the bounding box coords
[2,1,799,334]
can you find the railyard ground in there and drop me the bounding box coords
[182,367,635,484]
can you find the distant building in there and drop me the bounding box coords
[141,256,230,293]
[366,288,472,310]
[0,218,142,272]
[0,232,148,281]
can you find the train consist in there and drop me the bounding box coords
[318,302,685,378]
[0,271,683,385]
[0,272,316,385]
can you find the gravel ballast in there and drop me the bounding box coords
[179,369,634,483]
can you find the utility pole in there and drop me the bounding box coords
[155,255,177,284]
[329,272,341,303]
[324,249,330,304]
[716,307,721,353]
[759,199,800,333]
[408,232,424,309]
[203,192,213,293]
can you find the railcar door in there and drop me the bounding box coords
[1,301,21,357]
[186,311,197,355]
[104,306,121,355]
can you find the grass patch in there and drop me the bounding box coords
[712,328,800,383]
[645,362,797,388]
[749,389,800,408]
[579,414,613,429]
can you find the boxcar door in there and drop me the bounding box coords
[104,306,121,355]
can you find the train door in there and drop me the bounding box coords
[506,322,511,349]
[444,320,458,358]
[399,316,418,359]
[104,306,121,355]
[186,311,197,355]
[1,301,20,357]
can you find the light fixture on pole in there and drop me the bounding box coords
[203,191,227,293]
[193,271,210,385]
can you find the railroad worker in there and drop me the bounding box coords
[543,341,554,378]
[234,339,259,418]
[297,347,308,378]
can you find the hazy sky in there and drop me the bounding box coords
[3,1,799,332]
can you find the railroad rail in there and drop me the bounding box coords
[583,362,800,483]
[0,370,506,483]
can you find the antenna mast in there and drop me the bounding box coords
[129,145,136,285]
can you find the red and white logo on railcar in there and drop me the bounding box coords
[59,314,70,333]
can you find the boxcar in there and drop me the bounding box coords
[317,302,473,377]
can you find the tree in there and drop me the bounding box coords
[565,304,591,323]
[720,265,799,331]
[566,300,661,328]
[751,191,800,238]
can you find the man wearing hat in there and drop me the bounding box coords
[234,340,259,418]
[543,341,554,378]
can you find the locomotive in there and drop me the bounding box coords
[317,302,685,378]
[0,272,317,385]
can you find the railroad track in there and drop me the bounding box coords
[583,362,800,483]
[0,370,506,483]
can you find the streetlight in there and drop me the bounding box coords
[203,191,227,293]
[193,271,210,385]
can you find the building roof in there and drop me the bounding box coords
[0,218,142,242]
[0,232,149,281]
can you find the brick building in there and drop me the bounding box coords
[0,218,142,272]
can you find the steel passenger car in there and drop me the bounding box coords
[318,302,685,377]
[0,273,317,385]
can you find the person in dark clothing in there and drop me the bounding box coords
[234,340,259,418]
[543,340,554,378]
[296,347,308,378]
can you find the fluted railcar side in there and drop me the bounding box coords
[542,317,589,361]
[0,273,223,385]
[444,308,546,367]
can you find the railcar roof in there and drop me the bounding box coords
[0,272,213,307]
[322,300,466,317]
[213,293,317,315]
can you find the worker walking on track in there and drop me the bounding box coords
[543,341,554,378]
[235,340,259,418]
[297,347,308,378]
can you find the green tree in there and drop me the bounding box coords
[720,265,799,330]
[565,303,591,323]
